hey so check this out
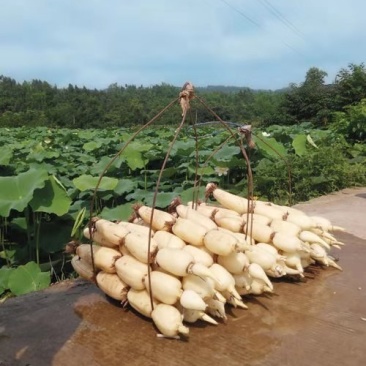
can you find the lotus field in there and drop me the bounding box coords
[0,123,365,296]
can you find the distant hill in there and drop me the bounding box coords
[196,85,251,93]
[195,85,287,94]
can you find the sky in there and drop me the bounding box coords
[0,0,365,90]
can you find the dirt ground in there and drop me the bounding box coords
[0,187,365,366]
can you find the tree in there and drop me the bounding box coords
[280,67,334,126]
[0,76,21,113]
[334,63,366,109]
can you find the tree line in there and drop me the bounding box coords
[0,63,365,133]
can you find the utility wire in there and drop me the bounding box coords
[216,0,307,58]
[258,0,306,40]
[219,0,261,28]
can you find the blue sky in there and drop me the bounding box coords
[1,0,365,90]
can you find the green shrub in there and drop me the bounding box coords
[331,99,366,142]
[253,143,366,204]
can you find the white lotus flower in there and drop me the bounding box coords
[215,166,229,176]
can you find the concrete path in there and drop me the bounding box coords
[294,187,366,240]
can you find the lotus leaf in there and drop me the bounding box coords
[292,134,308,156]
[143,191,177,208]
[0,266,14,293]
[83,141,103,152]
[113,179,136,195]
[254,136,287,159]
[8,261,50,295]
[179,186,206,203]
[0,147,13,166]
[0,168,48,217]
[122,144,146,170]
[30,175,72,216]
[73,175,118,191]
[213,145,241,161]
[100,203,134,221]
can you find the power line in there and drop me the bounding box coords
[258,0,306,40]
[216,0,306,58]
[218,0,261,28]
[262,0,306,37]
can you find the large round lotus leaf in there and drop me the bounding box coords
[143,191,177,208]
[73,175,118,191]
[113,179,136,195]
[170,140,196,157]
[253,135,287,159]
[0,146,13,166]
[0,267,14,293]
[122,143,146,170]
[0,168,48,217]
[8,261,50,296]
[83,141,103,152]
[100,203,134,221]
[292,134,308,156]
[213,145,240,161]
[179,186,206,203]
[30,175,72,216]
[89,156,120,176]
